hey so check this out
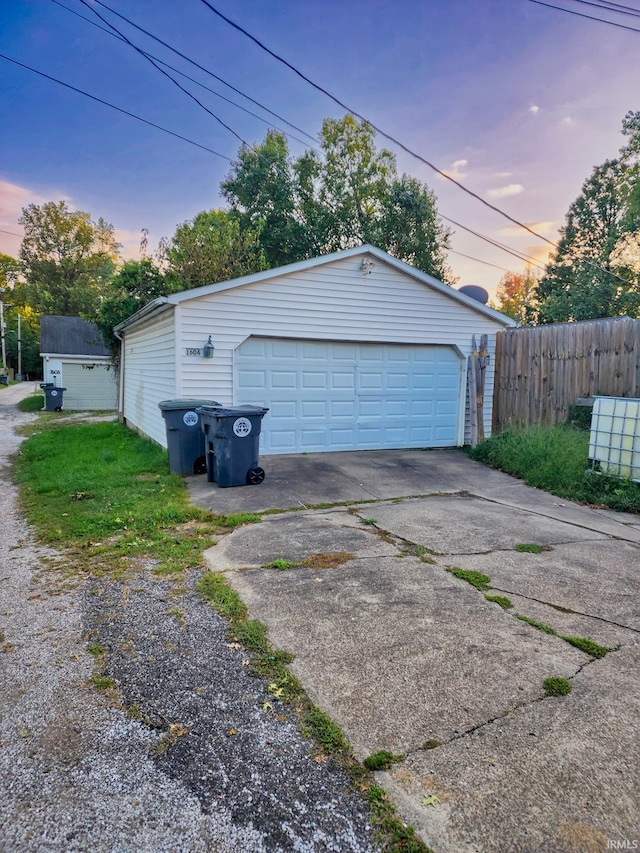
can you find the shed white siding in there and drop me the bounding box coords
[122,310,176,446]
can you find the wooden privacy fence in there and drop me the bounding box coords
[492,317,640,431]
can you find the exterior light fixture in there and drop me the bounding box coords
[203,336,215,358]
[360,258,375,275]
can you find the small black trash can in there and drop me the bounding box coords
[44,386,66,412]
[197,405,268,487]
[158,399,221,475]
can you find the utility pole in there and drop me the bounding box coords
[17,312,22,378]
[0,292,6,372]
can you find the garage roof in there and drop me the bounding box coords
[40,316,110,356]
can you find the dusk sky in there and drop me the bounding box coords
[1,0,639,298]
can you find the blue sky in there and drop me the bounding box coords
[1,0,638,297]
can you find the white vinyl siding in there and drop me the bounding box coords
[122,310,176,446]
[120,251,509,452]
[62,361,116,410]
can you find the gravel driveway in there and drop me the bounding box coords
[0,384,380,853]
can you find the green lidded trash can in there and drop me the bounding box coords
[44,386,66,412]
[196,405,268,487]
[158,399,221,475]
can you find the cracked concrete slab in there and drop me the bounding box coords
[447,539,640,631]
[381,642,640,853]
[197,449,640,852]
[205,509,398,571]
[210,524,586,757]
[358,495,608,554]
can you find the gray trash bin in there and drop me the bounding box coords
[158,399,221,475]
[196,405,268,487]
[44,386,66,412]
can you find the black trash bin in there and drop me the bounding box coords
[196,405,268,487]
[158,399,221,475]
[43,386,66,412]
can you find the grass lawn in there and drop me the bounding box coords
[468,424,640,513]
[12,420,259,576]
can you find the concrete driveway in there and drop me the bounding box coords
[188,450,640,853]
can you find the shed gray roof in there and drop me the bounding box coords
[40,316,110,357]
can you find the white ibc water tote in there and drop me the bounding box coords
[588,396,640,482]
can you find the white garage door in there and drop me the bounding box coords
[63,362,117,410]
[235,338,462,455]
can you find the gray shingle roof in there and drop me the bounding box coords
[39,316,110,357]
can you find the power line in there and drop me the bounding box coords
[49,0,567,274]
[441,215,549,271]
[72,0,318,147]
[198,0,637,288]
[528,0,640,31]
[49,0,314,149]
[568,0,640,17]
[0,228,23,238]
[77,0,250,148]
[448,250,511,273]
[197,0,562,250]
[0,52,232,160]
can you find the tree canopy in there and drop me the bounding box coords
[222,115,453,281]
[19,201,120,318]
[534,112,640,323]
[161,209,266,290]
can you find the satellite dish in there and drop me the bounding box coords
[458,285,489,305]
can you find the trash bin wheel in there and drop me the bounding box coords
[247,466,265,485]
[193,455,207,475]
[54,406,62,412]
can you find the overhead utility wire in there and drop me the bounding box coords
[442,215,548,271]
[596,0,640,13]
[54,1,557,272]
[49,0,313,149]
[77,0,251,148]
[0,228,23,238]
[199,0,638,286]
[68,0,318,147]
[198,0,560,249]
[528,0,640,31]
[567,0,640,17]
[0,53,231,160]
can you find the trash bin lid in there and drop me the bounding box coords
[195,405,269,417]
[158,399,221,411]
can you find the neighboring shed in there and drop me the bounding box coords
[115,245,514,455]
[40,315,116,410]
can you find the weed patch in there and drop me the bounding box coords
[301,707,350,757]
[197,572,248,622]
[446,566,491,591]
[18,395,44,412]
[364,750,404,771]
[543,676,572,696]
[423,739,442,750]
[515,543,550,554]
[516,614,557,635]
[91,675,115,690]
[262,558,294,571]
[361,518,377,526]
[484,594,513,610]
[560,636,613,659]
[468,425,640,513]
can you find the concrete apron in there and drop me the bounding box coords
[195,450,640,853]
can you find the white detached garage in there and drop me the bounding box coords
[115,245,514,455]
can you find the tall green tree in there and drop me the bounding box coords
[535,113,640,323]
[95,259,172,359]
[162,209,266,290]
[19,201,120,317]
[222,115,453,281]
